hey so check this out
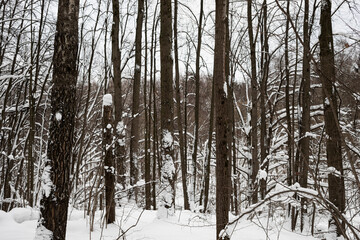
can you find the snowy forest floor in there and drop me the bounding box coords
[0,204,334,240]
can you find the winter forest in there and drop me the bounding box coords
[0,0,360,239]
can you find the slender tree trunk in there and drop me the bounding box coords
[129,0,144,201]
[28,4,35,206]
[144,0,152,210]
[319,0,345,235]
[299,0,311,231]
[285,0,292,190]
[259,0,269,200]
[214,0,231,238]
[191,0,204,203]
[112,0,126,189]
[203,77,215,213]
[174,0,190,210]
[103,95,116,224]
[36,0,79,238]
[247,0,259,204]
[150,4,158,210]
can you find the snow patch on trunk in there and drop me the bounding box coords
[34,224,53,240]
[103,94,112,106]
[41,165,53,198]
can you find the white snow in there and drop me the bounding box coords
[223,81,228,97]
[34,224,53,240]
[103,94,112,106]
[9,208,39,223]
[326,167,341,176]
[162,129,173,149]
[116,121,125,135]
[41,165,53,198]
[0,206,319,240]
[55,112,62,121]
[324,97,330,106]
[258,169,267,180]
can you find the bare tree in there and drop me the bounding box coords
[35,0,79,238]
[112,0,126,189]
[129,0,145,201]
[247,0,258,204]
[159,0,175,213]
[103,94,116,224]
[174,0,190,210]
[298,0,311,231]
[214,0,231,238]
[319,0,345,236]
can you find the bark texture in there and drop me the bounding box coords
[214,0,231,238]
[103,97,116,224]
[129,0,144,200]
[111,0,126,188]
[36,0,79,239]
[160,0,175,213]
[319,0,345,235]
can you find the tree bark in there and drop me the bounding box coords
[129,0,144,201]
[259,0,269,200]
[203,78,214,213]
[112,0,126,189]
[214,0,231,238]
[299,0,311,231]
[247,0,259,204]
[103,95,116,224]
[174,0,190,210]
[36,0,79,238]
[319,0,346,235]
[144,0,152,210]
[191,0,204,203]
[160,0,175,213]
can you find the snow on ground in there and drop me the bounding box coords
[0,205,320,240]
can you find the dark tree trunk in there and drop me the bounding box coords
[160,0,175,212]
[285,0,292,190]
[112,0,126,189]
[144,0,152,210]
[214,0,231,238]
[319,0,346,236]
[203,79,214,213]
[192,0,204,202]
[129,0,144,201]
[299,0,311,231]
[259,0,270,201]
[103,95,116,224]
[247,0,259,205]
[36,0,79,239]
[174,0,190,210]
[150,5,158,210]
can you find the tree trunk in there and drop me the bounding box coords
[160,0,175,213]
[259,0,269,200]
[247,0,259,205]
[214,0,231,238]
[36,0,79,238]
[285,0,292,190]
[319,0,346,236]
[174,0,190,210]
[203,76,215,213]
[103,94,116,224]
[112,0,126,189]
[191,0,204,203]
[144,0,152,210]
[299,0,311,231]
[129,0,144,201]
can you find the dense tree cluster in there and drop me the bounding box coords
[0,0,359,239]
